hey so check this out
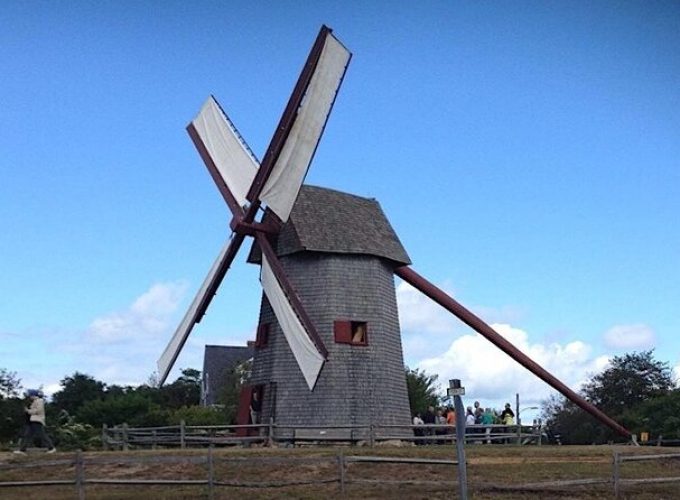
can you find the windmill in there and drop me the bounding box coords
[158,25,632,440]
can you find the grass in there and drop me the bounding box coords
[1,444,679,498]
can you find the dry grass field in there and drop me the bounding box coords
[2,444,680,499]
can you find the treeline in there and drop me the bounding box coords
[543,350,680,444]
[0,368,234,450]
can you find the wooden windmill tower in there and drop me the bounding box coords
[158,26,632,440]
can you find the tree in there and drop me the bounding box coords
[405,367,440,417]
[159,368,202,409]
[582,350,674,416]
[0,369,24,442]
[0,369,21,399]
[543,350,675,444]
[52,372,106,415]
[216,360,252,424]
[621,389,680,441]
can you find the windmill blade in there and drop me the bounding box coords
[157,233,246,385]
[260,250,326,391]
[245,26,351,224]
[395,265,632,439]
[187,96,259,217]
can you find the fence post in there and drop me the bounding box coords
[75,450,85,500]
[207,445,215,500]
[337,451,346,496]
[268,417,274,447]
[613,451,620,499]
[369,423,375,448]
[122,423,129,451]
[102,424,108,451]
[152,429,157,450]
[180,420,186,449]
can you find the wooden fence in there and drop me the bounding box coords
[0,449,458,498]
[612,451,680,499]
[4,449,680,497]
[102,421,543,450]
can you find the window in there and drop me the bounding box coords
[255,323,270,348]
[334,320,368,346]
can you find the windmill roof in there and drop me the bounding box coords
[248,185,410,266]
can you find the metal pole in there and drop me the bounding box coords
[451,380,468,500]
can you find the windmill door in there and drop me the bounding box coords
[235,384,264,437]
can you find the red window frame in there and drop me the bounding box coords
[255,322,270,348]
[334,320,368,346]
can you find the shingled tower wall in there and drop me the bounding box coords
[248,186,412,436]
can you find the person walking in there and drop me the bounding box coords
[14,389,56,454]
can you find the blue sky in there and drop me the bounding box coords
[1,2,679,414]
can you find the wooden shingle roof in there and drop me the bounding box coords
[248,185,410,266]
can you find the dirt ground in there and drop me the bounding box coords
[2,444,679,499]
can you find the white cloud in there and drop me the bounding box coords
[603,324,655,350]
[86,281,188,343]
[414,323,607,409]
[397,281,458,335]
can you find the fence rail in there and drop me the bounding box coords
[613,451,680,498]
[0,449,458,497]
[102,421,542,450]
[4,449,680,497]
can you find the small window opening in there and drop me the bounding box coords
[334,320,368,345]
[255,323,270,348]
[351,321,367,345]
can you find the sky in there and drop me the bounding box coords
[2,2,679,419]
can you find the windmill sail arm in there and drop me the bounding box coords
[260,252,325,390]
[258,31,351,223]
[256,232,328,358]
[243,25,351,225]
[157,233,245,385]
[188,95,260,218]
[394,265,632,439]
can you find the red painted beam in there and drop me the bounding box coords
[395,265,632,439]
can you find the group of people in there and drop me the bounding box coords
[13,389,57,454]
[413,401,516,433]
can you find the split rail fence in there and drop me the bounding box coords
[612,451,680,499]
[4,449,680,498]
[102,421,543,450]
[0,449,459,498]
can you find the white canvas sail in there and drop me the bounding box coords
[260,255,325,390]
[191,96,259,208]
[259,34,350,223]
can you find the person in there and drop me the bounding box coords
[465,406,475,426]
[422,405,436,444]
[435,408,447,444]
[501,403,515,425]
[14,389,56,454]
[482,408,495,444]
[412,413,424,444]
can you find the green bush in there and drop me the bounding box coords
[169,405,226,426]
